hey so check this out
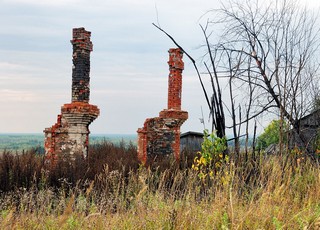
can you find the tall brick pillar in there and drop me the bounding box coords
[167,48,184,110]
[137,48,188,164]
[44,28,99,165]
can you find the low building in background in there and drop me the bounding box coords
[289,109,320,153]
[180,131,204,153]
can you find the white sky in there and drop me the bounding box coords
[1,0,319,134]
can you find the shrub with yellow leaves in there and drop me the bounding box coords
[192,130,227,181]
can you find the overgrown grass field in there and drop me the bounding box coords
[1,141,320,229]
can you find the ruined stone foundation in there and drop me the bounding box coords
[137,48,188,164]
[44,28,99,164]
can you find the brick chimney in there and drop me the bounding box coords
[167,48,184,110]
[44,28,99,165]
[137,48,188,164]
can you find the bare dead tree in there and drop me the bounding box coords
[201,24,226,139]
[204,0,320,153]
[245,59,254,159]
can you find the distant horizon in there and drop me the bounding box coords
[0,132,138,151]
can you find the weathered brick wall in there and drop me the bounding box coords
[44,28,99,165]
[137,48,188,164]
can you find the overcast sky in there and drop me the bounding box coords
[1,0,319,135]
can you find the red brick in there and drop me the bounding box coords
[137,48,188,164]
[44,28,99,167]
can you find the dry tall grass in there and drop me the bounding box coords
[1,142,320,229]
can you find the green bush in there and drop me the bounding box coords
[257,119,288,150]
[192,130,227,180]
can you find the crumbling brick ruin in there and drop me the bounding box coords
[44,27,99,164]
[137,48,188,164]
